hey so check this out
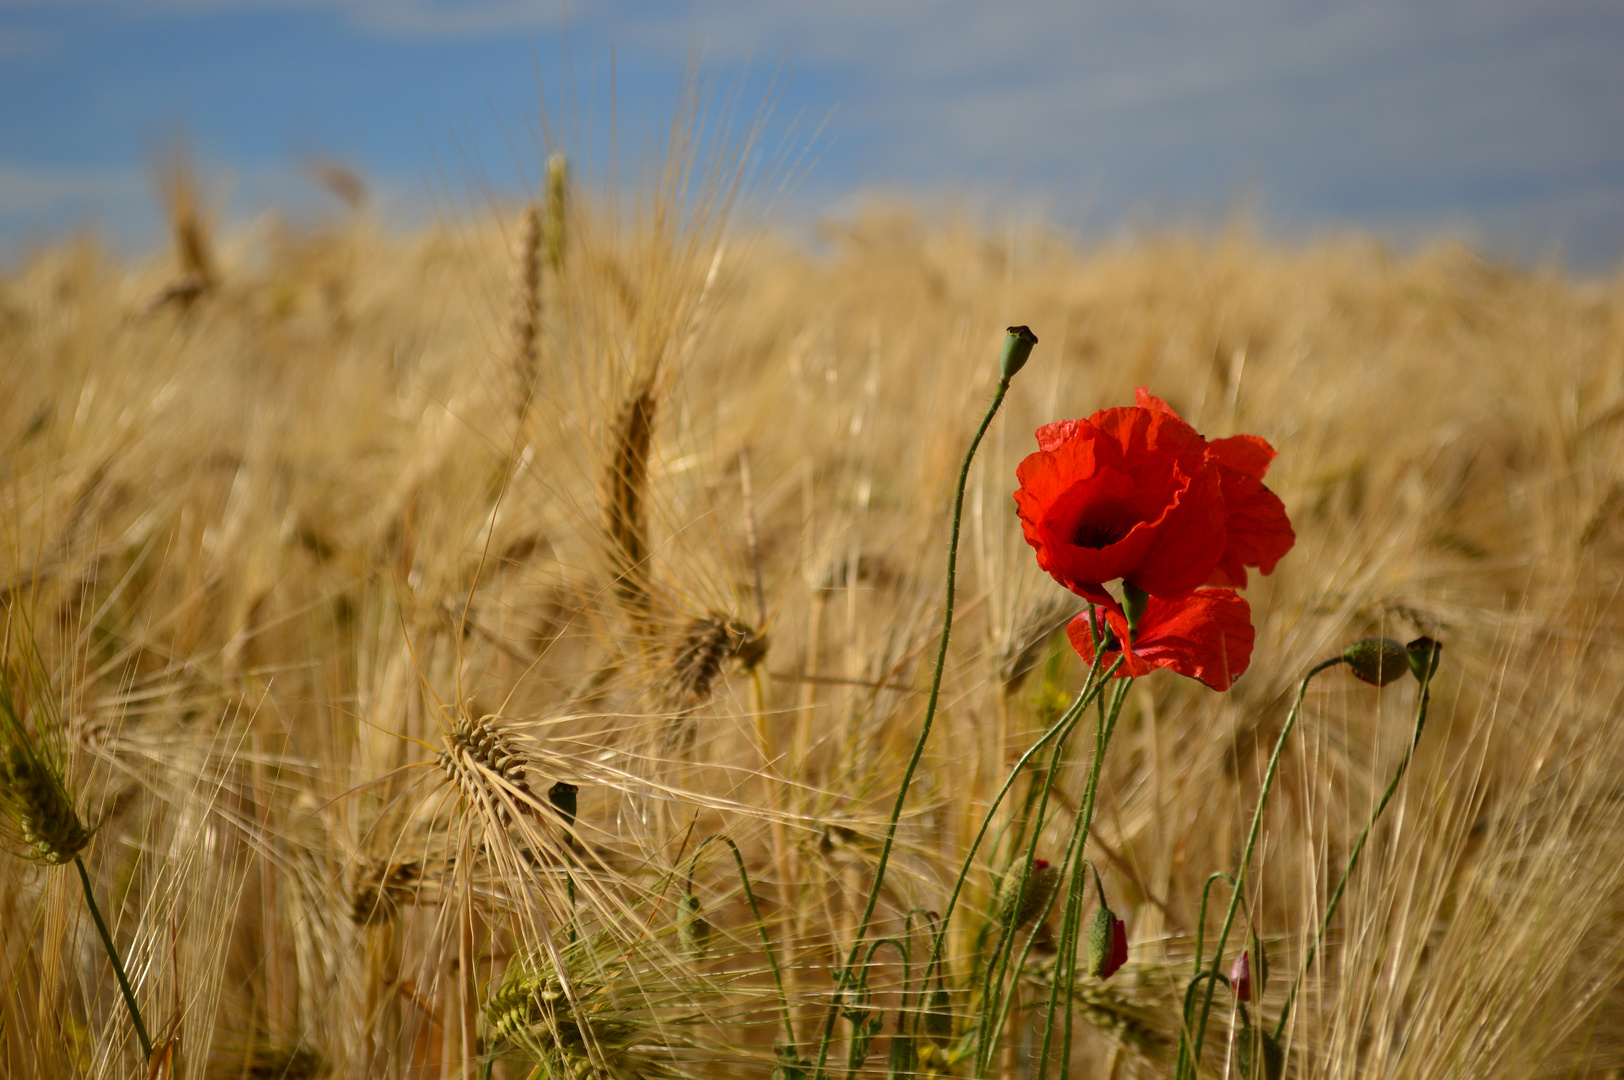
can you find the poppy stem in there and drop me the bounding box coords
[75,854,152,1060]
[691,834,798,1052]
[914,653,1119,1016]
[1034,680,1131,1080]
[1271,670,1436,1042]
[1176,656,1343,1080]
[811,374,1014,1080]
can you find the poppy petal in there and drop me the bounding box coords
[1067,590,1255,691]
[1127,590,1255,691]
[1206,468,1295,589]
[1208,434,1277,480]
[1133,387,1183,419]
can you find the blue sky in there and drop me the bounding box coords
[4,1,1623,268]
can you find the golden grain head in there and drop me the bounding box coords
[0,739,91,865]
[348,857,423,926]
[668,613,766,709]
[437,713,537,828]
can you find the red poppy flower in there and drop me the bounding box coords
[1015,391,1294,609]
[1066,589,1255,691]
[1014,403,1227,608]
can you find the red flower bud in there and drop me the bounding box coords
[1231,949,1252,1002]
[1086,907,1129,979]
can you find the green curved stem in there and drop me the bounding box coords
[974,709,1080,1077]
[692,835,797,1052]
[1030,680,1129,1080]
[1272,675,1435,1042]
[1192,872,1235,981]
[1177,656,1344,1079]
[75,855,152,1060]
[811,378,1011,1079]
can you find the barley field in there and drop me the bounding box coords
[3,134,1624,1080]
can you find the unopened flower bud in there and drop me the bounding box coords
[999,858,1059,931]
[1406,636,1442,685]
[677,890,711,961]
[922,987,953,1041]
[885,1031,917,1079]
[1086,906,1129,979]
[1236,1012,1285,1080]
[1000,325,1038,381]
[1230,949,1252,1002]
[1342,637,1409,685]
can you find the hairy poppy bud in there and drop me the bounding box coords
[999,858,1059,931]
[1236,1011,1285,1080]
[1000,325,1038,381]
[677,890,711,961]
[1406,636,1442,685]
[1342,637,1409,685]
[1086,906,1129,979]
[922,987,953,1041]
[885,1031,917,1079]
[1231,949,1252,1001]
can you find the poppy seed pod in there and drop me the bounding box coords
[549,780,578,848]
[1000,325,1039,381]
[1407,636,1442,684]
[1086,907,1129,979]
[1230,949,1252,1002]
[1342,637,1410,685]
[548,780,578,826]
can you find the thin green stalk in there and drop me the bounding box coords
[1032,681,1128,1080]
[996,679,1129,1080]
[1191,872,1235,980]
[694,835,797,1052]
[974,712,1079,1076]
[1272,676,1435,1042]
[74,854,152,1060]
[920,655,1119,1001]
[1050,681,1129,1080]
[1177,657,1343,1079]
[811,378,1010,1080]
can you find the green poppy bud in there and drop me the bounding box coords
[922,987,953,1041]
[1236,1011,1285,1080]
[1086,906,1129,979]
[1000,325,1038,381]
[1342,637,1409,686]
[677,890,711,961]
[886,1031,917,1079]
[999,858,1059,931]
[1406,636,1442,685]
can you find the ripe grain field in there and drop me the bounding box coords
[2,137,1624,1079]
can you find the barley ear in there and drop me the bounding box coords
[545,153,569,274]
[510,202,543,418]
[602,386,657,619]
